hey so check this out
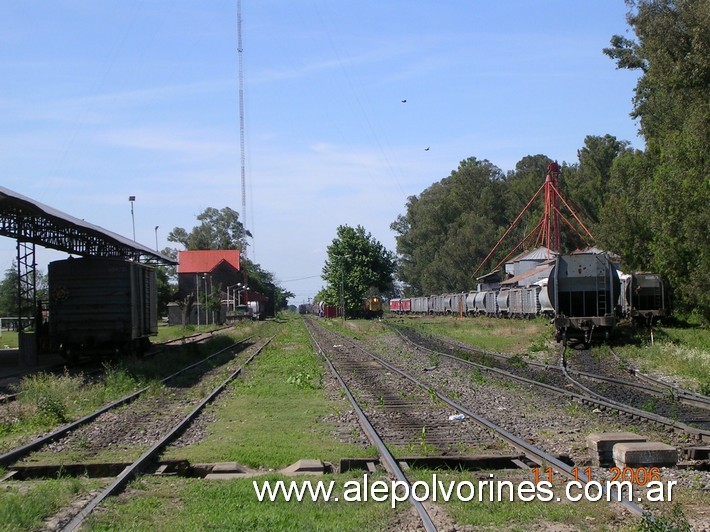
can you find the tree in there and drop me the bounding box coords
[0,262,48,318]
[604,0,710,319]
[167,207,249,251]
[322,225,396,318]
[568,135,630,222]
[391,158,509,294]
[167,207,295,314]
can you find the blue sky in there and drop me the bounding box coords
[0,1,642,304]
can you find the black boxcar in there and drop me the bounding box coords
[48,257,157,359]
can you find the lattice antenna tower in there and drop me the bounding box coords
[237,0,248,259]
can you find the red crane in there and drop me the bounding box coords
[472,161,596,278]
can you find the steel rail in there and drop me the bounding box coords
[565,366,710,411]
[304,318,437,532]
[391,327,710,443]
[61,336,273,531]
[400,323,710,411]
[320,320,648,518]
[608,347,710,406]
[560,347,710,436]
[0,336,253,467]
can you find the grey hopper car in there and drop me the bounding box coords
[412,296,428,313]
[545,252,620,345]
[621,272,667,325]
[48,257,157,360]
[495,289,509,317]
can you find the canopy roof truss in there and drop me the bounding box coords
[0,187,175,265]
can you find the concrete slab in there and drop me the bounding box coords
[211,462,248,473]
[587,432,648,453]
[586,432,647,466]
[613,441,678,468]
[279,459,327,476]
[204,462,260,479]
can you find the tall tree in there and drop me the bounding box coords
[0,263,48,319]
[569,135,630,222]
[604,0,710,318]
[322,225,396,317]
[167,207,249,251]
[391,158,508,294]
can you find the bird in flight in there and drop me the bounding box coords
[401,99,407,103]
[424,147,430,151]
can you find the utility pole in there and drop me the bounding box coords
[237,0,248,259]
[333,254,350,320]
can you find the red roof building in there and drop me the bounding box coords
[176,250,242,303]
[177,250,240,274]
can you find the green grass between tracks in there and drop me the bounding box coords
[3,312,708,530]
[387,315,553,356]
[85,313,405,530]
[160,314,376,467]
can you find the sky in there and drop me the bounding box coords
[0,1,643,305]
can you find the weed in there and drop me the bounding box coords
[638,504,691,531]
[565,401,584,416]
[428,352,440,366]
[286,372,320,389]
[508,354,527,369]
[469,368,486,384]
[641,399,657,413]
[19,371,84,424]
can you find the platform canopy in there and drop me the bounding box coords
[0,186,176,265]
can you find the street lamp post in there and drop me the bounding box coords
[129,196,136,241]
[203,275,209,325]
[227,283,241,312]
[195,274,200,327]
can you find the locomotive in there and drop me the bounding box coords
[362,296,383,318]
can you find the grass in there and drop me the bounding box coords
[0,368,144,449]
[0,477,103,531]
[0,330,253,454]
[153,323,227,343]
[86,473,399,531]
[0,330,18,349]
[394,315,553,354]
[87,314,410,530]
[4,312,709,529]
[613,323,710,393]
[161,315,375,468]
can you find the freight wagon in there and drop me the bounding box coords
[48,257,157,360]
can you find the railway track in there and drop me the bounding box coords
[390,323,710,444]
[0,335,271,529]
[57,336,272,531]
[0,336,256,466]
[305,317,647,527]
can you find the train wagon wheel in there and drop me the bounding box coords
[61,343,79,365]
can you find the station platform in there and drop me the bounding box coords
[0,348,67,381]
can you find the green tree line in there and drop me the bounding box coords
[391,0,709,321]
